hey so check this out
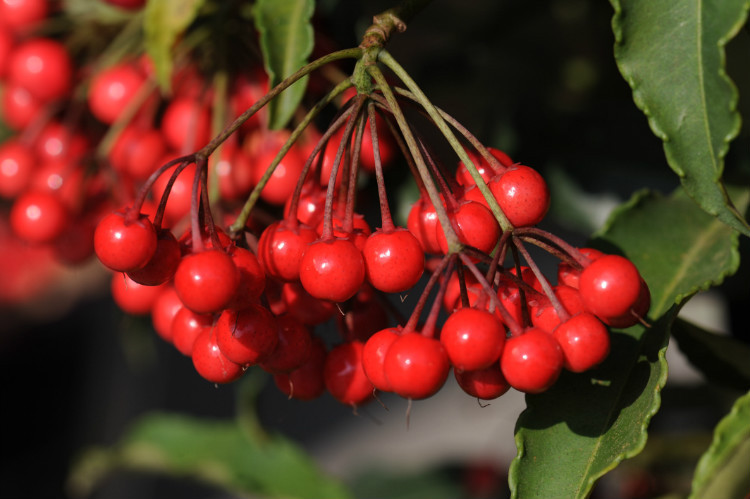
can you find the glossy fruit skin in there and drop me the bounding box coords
[126,228,181,286]
[171,307,214,356]
[258,220,317,282]
[216,304,278,365]
[94,210,157,272]
[273,336,327,400]
[602,278,650,328]
[152,162,194,227]
[191,328,244,384]
[455,364,511,400]
[174,249,239,314]
[11,190,69,244]
[407,196,443,254]
[529,285,585,334]
[579,254,642,320]
[110,272,165,315]
[299,238,365,303]
[226,245,266,309]
[362,228,425,293]
[489,165,550,227]
[553,312,610,372]
[440,308,506,371]
[362,327,401,392]
[436,200,501,255]
[324,341,374,406]
[260,314,312,374]
[455,147,513,187]
[8,38,72,102]
[0,139,35,198]
[500,328,563,393]
[150,285,183,343]
[88,62,146,124]
[383,332,451,400]
[557,248,605,289]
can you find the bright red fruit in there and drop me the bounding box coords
[216,304,278,365]
[455,147,512,187]
[171,307,213,356]
[174,249,239,314]
[407,195,442,254]
[191,328,244,384]
[94,209,157,272]
[455,364,511,400]
[0,139,34,198]
[383,332,450,400]
[260,314,312,374]
[440,308,506,371]
[161,98,211,151]
[280,281,337,325]
[11,190,69,244]
[273,336,327,400]
[500,328,563,393]
[578,254,642,320]
[557,248,605,289]
[299,238,365,303]
[8,38,72,102]
[88,62,146,124]
[553,312,610,372]
[362,327,401,392]
[362,227,424,293]
[489,165,550,227]
[150,285,182,343]
[436,200,501,255]
[0,0,48,33]
[126,228,181,286]
[226,246,265,309]
[1,83,43,129]
[324,341,374,406]
[110,272,165,315]
[258,220,317,282]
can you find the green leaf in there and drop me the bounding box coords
[690,390,750,499]
[610,0,750,237]
[253,0,315,130]
[68,413,351,499]
[143,0,206,92]
[509,187,746,499]
[671,318,750,391]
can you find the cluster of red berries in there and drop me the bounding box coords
[0,0,651,409]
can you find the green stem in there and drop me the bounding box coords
[378,50,513,233]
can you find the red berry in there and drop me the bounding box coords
[362,227,425,293]
[126,228,181,286]
[500,328,563,393]
[280,281,337,325]
[11,190,69,244]
[94,209,157,272]
[1,82,42,129]
[602,278,651,328]
[557,248,605,289]
[299,238,365,303]
[407,195,442,254]
[171,307,214,356]
[174,249,239,314]
[529,285,585,334]
[362,327,400,392]
[455,364,511,400]
[273,336,327,400]
[161,98,211,151]
[88,62,146,124]
[324,341,374,406]
[579,254,642,320]
[249,131,305,206]
[0,139,35,198]
[440,308,506,371]
[110,272,165,315]
[455,147,512,187]
[436,200,501,255]
[257,220,317,282]
[553,312,610,372]
[8,38,72,102]
[489,165,550,227]
[226,245,266,309]
[151,285,183,343]
[260,314,312,374]
[0,0,48,33]
[215,304,278,365]
[383,332,450,399]
[191,328,244,384]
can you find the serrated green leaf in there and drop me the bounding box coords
[610,0,750,237]
[671,318,750,391]
[68,413,351,499]
[253,0,315,130]
[143,0,205,92]
[510,187,747,499]
[690,390,750,499]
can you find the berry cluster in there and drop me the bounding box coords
[0,0,651,409]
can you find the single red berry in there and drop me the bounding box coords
[260,314,312,374]
[440,308,506,371]
[1,82,43,130]
[500,327,563,393]
[0,0,48,33]
[0,139,34,199]
[226,245,266,309]
[191,328,244,384]
[126,228,181,286]
[362,327,401,392]
[273,336,327,400]
[455,147,512,187]
[299,238,365,303]
[11,190,69,244]
[216,304,278,365]
[579,254,642,320]
[529,285,585,334]
[249,132,305,206]
[324,341,374,406]
[110,272,166,316]
[94,209,157,272]
[489,165,550,227]
[123,128,167,182]
[362,227,425,293]
[151,162,195,227]
[88,62,146,124]
[8,38,72,102]
[383,332,450,400]
[602,278,651,328]
[161,98,211,151]
[407,195,443,254]
[151,285,183,343]
[455,364,511,400]
[553,312,610,372]
[258,220,317,282]
[174,249,239,314]
[436,200,501,255]
[171,307,214,356]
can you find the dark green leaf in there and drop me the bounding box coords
[143,0,205,92]
[68,413,351,499]
[690,390,750,499]
[671,318,750,391]
[253,0,315,130]
[350,467,464,499]
[610,0,750,236]
[510,187,747,499]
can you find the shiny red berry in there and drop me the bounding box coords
[94,209,157,272]
[579,254,642,320]
[489,165,550,227]
[362,327,401,392]
[455,364,511,400]
[191,328,244,384]
[174,249,239,314]
[299,238,365,303]
[216,304,278,365]
[383,332,450,400]
[362,227,425,293]
[324,341,374,406]
[553,312,610,372]
[440,308,506,371]
[500,327,563,393]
